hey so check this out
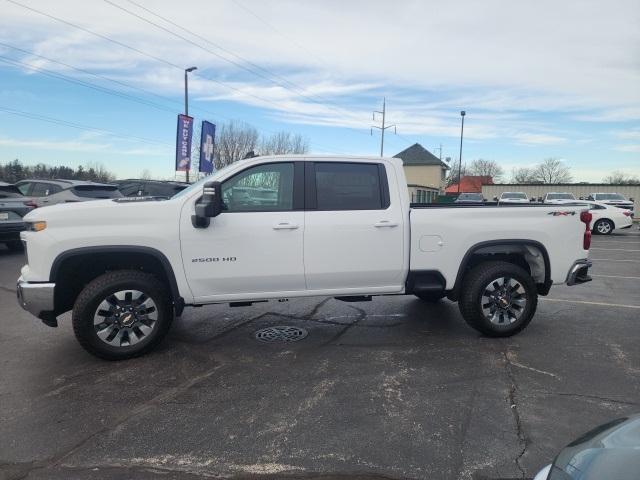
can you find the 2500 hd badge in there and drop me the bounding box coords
[191,256,237,263]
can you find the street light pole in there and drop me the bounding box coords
[184,66,197,183]
[457,110,466,193]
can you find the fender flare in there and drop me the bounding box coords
[50,245,184,314]
[450,239,552,297]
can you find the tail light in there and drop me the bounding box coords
[622,211,632,217]
[580,210,592,250]
[23,200,38,209]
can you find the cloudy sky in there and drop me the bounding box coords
[1,0,639,180]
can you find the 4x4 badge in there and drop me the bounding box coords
[547,211,576,216]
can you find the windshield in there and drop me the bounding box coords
[547,193,575,200]
[502,192,527,199]
[171,162,240,199]
[596,193,626,200]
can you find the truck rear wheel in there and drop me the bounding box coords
[72,270,174,360]
[458,261,537,337]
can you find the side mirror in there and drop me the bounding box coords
[630,197,635,202]
[192,181,223,228]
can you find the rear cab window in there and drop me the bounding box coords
[309,162,390,210]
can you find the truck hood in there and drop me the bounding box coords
[23,197,176,226]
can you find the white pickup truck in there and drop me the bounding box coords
[17,156,593,359]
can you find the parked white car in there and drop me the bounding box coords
[496,192,529,204]
[586,193,634,216]
[17,155,593,359]
[581,200,633,235]
[543,192,576,204]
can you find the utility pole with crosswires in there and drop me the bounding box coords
[371,97,396,157]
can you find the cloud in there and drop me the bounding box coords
[614,144,640,153]
[513,133,567,146]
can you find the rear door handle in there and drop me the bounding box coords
[374,221,398,228]
[273,222,299,230]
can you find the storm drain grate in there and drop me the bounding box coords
[254,325,308,343]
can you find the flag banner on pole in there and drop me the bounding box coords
[199,120,216,173]
[175,114,194,171]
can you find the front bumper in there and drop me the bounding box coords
[16,276,57,327]
[566,259,592,286]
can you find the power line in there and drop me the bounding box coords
[5,0,287,110]
[105,0,369,125]
[0,55,177,114]
[0,49,349,155]
[123,0,329,100]
[0,105,173,146]
[3,0,354,154]
[229,0,331,70]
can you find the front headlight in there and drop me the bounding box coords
[26,221,47,232]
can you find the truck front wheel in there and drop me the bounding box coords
[458,261,537,337]
[72,270,174,360]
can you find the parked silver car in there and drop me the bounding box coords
[14,179,122,207]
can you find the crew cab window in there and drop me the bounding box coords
[314,162,386,210]
[222,162,294,212]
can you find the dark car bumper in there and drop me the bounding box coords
[566,259,592,286]
[0,222,27,242]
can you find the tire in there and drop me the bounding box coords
[458,261,538,337]
[6,241,23,251]
[72,270,174,360]
[415,292,445,302]
[593,219,613,235]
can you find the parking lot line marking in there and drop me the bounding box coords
[542,298,640,309]
[590,248,640,252]
[592,274,640,280]
[590,258,640,263]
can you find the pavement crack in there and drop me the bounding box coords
[320,304,368,346]
[528,390,639,406]
[502,349,527,479]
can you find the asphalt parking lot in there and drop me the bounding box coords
[1,230,639,480]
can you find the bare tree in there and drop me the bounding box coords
[511,167,537,184]
[468,159,504,181]
[446,159,467,187]
[533,158,572,184]
[140,169,152,180]
[216,121,259,168]
[259,131,309,156]
[603,170,640,185]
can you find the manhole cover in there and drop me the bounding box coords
[254,325,308,343]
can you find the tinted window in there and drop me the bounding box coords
[31,183,54,196]
[502,192,527,199]
[596,193,625,200]
[0,185,23,198]
[145,183,186,197]
[547,193,574,200]
[72,186,121,198]
[222,162,294,212]
[118,182,142,196]
[315,162,384,210]
[16,182,33,195]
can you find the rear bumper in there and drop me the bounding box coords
[16,276,57,326]
[566,259,592,286]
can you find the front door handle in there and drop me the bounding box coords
[374,220,398,228]
[273,222,299,230]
